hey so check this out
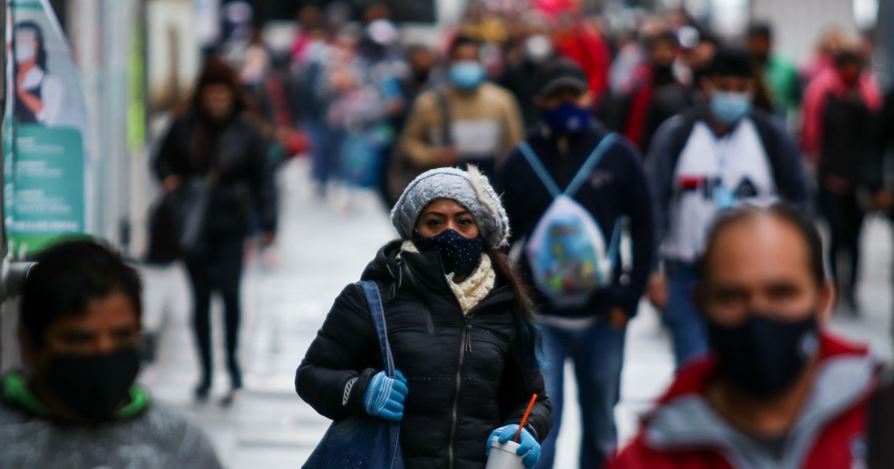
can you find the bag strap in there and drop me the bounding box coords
[518,142,562,198]
[605,218,624,266]
[595,218,625,286]
[518,132,619,199]
[565,132,619,197]
[435,88,453,147]
[359,280,396,377]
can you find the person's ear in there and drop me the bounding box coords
[691,282,707,314]
[17,326,41,368]
[576,92,593,107]
[699,77,714,95]
[745,80,757,97]
[816,281,836,325]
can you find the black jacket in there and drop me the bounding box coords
[818,92,878,188]
[296,242,550,469]
[153,113,277,237]
[497,124,655,319]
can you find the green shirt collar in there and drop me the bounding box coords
[1,371,149,420]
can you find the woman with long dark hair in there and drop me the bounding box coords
[153,58,277,403]
[13,20,63,126]
[296,166,550,468]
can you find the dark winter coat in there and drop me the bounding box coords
[296,241,551,469]
[153,112,277,238]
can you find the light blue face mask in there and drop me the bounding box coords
[710,91,752,125]
[448,61,486,91]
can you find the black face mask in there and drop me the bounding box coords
[708,312,820,400]
[412,229,485,278]
[44,347,140,422]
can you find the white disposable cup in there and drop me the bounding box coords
[485,439,525,469]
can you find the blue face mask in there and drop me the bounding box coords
[710,91,752,125]
[412,229,485,278]
[448,61,486,91]
[542,102,592,135]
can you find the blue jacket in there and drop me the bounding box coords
[497,124,655,319]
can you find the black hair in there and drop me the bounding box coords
[448,35,481,59]
[190,56,251,118]
[696,204,826,286]
[705,46,754,79]
[645,30,679,50]
[747,21,773,40]
[834,49,864,68]
[20,239,142,345]
[13,21,48,70]
[487,249,540,367]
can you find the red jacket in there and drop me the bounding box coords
[553,24,611,103]
[611,333,877,469]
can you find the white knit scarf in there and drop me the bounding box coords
[401,241,496,315]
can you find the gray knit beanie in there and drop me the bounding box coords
[391,166,510,249]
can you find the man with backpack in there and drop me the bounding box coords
[497,59,655,469]
[645,47,810,369]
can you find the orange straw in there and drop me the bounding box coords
[513,394,539,443]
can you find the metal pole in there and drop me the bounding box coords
[0,0,5,119]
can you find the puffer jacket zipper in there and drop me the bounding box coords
[446,285,510,468]
[447,316,469,469]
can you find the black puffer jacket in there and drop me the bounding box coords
[153,112,277,237]
[296,241,551,469]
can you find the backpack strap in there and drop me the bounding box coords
[565,132,619,197]
[518,141,562,198]
[605,218,624,265]
[518,132,620,199]
[359,281,396,377]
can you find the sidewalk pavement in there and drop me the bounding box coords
[139,158,894,469]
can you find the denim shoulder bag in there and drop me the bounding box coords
[303,280,405,469]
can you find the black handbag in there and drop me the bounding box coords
[146,175,215,264]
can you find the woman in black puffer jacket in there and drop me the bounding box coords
[296,166,550,469]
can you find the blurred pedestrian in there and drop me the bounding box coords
[0,240,221,468]
[498,59,655,469]
[612,205,878,469]
[551,14,612,103]
[801,27,849,86]
[500,32,555,128]
[383,45,439,206]
[296,166,550,469]
[746,22,802,122]
[395,35,524,183]
[153,58,278,403]
[870,82,894,335]
[646,47,809,368]
[802,44,881,314]
[601,30,694,153]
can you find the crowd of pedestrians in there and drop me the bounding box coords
[5,1,894,468]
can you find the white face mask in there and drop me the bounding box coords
[15,39,36,63]
[524,35,552,63]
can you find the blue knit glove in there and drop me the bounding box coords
[486,424,541,468]
[362,370,408,421]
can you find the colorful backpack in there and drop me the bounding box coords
[519,134,623,308]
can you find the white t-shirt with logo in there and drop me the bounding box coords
[662,119,778,263]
